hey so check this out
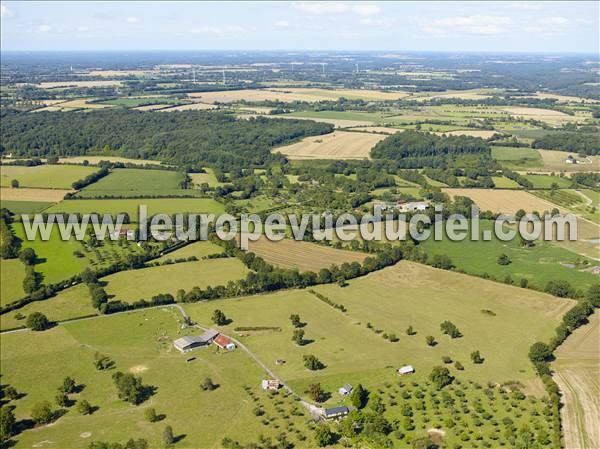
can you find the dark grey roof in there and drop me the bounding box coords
[324,406,349,416]
[173,335,205,349]
[200,329,219,342]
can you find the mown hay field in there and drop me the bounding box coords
[1,165,98,189]
[242,236,366,271]
[1,308,312,448]
[184,261,572,397]
[0,187,71,202]
[442,188,562,214]
[274,131,386,160]
[553,312,600,449]
[501,107,584,126]
[37,80,123,89]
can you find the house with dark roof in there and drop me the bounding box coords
[173,329,220,353]
[324,406,350,420]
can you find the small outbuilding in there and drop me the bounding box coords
[398,365,415,375]
[213,334,236,351]
[261,379,281,391]
[338,384,353,396]
[324,406,350,420]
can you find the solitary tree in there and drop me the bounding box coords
[200,377,217,391]
[31,401,54,424]
[289,314,302,328]
[211,309,228,325]
[162,425,174,446]
[76,399,93,415]
[145,407,158,422]
[429,366,453,389]
[10,179,19,188]
[303,354,324,371]
[471,350,484,364]
[18,248,37,265]
[497,254,511,266]
[350,384,368,409]
[307,383,326,402]
[26,312,50,331]
[425,335,436,347]
[292,329,305,346]
[61,376,77,394]
[406,325,416,336]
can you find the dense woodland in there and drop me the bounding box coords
[531,132,600,155]
[0,109,333,170]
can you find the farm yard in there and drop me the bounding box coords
[537,150,600,172]
[274,131,386,160]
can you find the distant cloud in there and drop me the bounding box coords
[37,24,52,33]
[506,2,543,11]
[424,15,512,36]
[291,2,381,17]
[1,4,15,19]
[189,25,247,36]
[125,16,141,24]
[274,20,290,28]
[523,16,571,35]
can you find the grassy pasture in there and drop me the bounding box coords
[0,259,25,306]
[155,241,223,262]
[274,131,386,160]
[0,165,97,189]
[491,146,543,169]
[44,198,225,219]
[1,308,312,448]
[77,168,191,198]
[105,258,248,303]
[99,97,181,108]
[490,176,520,189]
[185,261,572,399]
[242,236,366,271]
[0,284,97,331]
[553,312,600,449]
[0,200,54,215]
[421,220,598,291]
[524,174,572,189]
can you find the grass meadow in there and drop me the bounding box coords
[420,220,598,291]
[77,168,192,198]
[184,261,572,399]
[44,198,225,218]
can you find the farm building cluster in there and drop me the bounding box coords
[173,328,236,353]
[374,201,430,213]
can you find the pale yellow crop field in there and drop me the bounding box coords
[436,130,497,138]
[83,69,154,77]
[443,188,564,214]
[188,88,409,104]
[501,107,582,126]
[0,187,72,202]
[347,126,403,134]
[276,115,375,128]
[163,102,218,111]
[274,131,386,160]
[37,80,123,89]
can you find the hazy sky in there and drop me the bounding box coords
[1,1,598,53]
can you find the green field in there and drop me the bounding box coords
[0,200,54,214]
[77,168,194,198]
[0,283,97,331]
[185,261,571,398]
[491,176,520,189]
[105,258,249,303]
[13,223,90,285]
[155,241,223,262]
[0,259,25,306]
[286,110,381,123]
[189,169,222,188]
[524,174,572,189]
[1,308,312,448]
[44,198,225,219]
[491,146,543,169]
[0,165,98,189]
[421,220,598,290]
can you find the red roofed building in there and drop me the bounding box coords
[213,334,236,351]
